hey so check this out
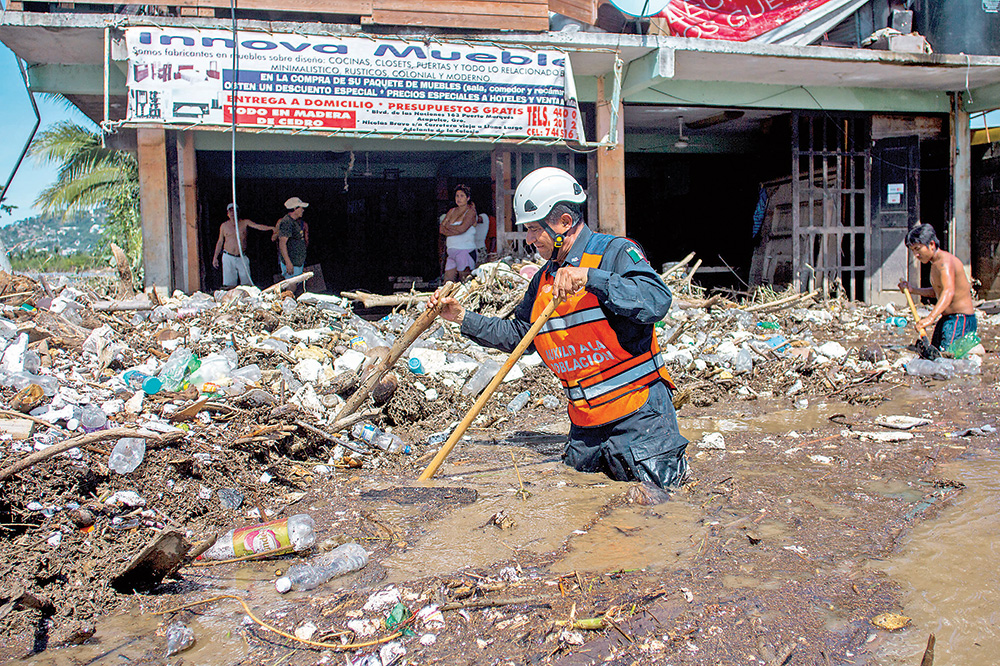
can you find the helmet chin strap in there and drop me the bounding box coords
[539,219,565,262]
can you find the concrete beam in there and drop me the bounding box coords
[137,127,172,291]
[622,79,952,113]
[620,47,675,99]
[26,63,127,96]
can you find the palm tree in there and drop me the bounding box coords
[29,121,142,280]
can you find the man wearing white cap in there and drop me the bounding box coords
[278,196,309,280]
[430,167,688,489]
[212,202,276,287]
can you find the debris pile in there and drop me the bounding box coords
[0,259,991,659]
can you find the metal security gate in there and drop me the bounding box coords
[493,149,593,257]
[791,112,871,300]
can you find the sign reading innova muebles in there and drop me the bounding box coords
[125,28,583,141]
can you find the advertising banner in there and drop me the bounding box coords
[125,28,582,142]
[661,0,833,41]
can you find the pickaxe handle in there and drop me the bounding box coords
[902,286,930,338]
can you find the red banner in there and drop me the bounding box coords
[660,0,833,41]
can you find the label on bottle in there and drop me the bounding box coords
[231,518,292,557]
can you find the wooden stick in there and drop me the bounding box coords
[661,252,696,280]
[110,242,136,300]
[340,291,434,308]
[263,271,314,295]
[743,290,816,313]
[0,429,183,481]
[91,299,153,312]
[337,282,457,421]
[418,297,561,481]
[685,259,703,287]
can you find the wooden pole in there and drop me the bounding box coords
[336,282,457,421]
[418,296,561,481]
[263,271,314,295]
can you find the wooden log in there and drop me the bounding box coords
[336,282,456,421]
[92,298,154,312]
[0,429,183,481]
[340,290,434,308]
[263,271,314,295]
[743,290,817,313]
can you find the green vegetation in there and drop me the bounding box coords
[9,249,103,272]
[29,121,142,284]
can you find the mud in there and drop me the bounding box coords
[3,278,999,665]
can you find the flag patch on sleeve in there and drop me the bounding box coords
[626,246,644,264]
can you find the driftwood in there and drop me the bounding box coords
[743,290,818,314]
[110,243,136,300]
[660,252,696,281]
[92,298,154,312]
[0,428,184,481]
[295,411,380,454]
[340,291,434,308]
[263,271,314,295]
[337,282,456,421]
[674,294,724,310]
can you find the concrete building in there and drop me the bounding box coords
[1,0,998,302]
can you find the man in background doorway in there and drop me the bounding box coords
[212,203,276,288]
[277,197,309,281]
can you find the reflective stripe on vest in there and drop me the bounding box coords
[531,234,674,428]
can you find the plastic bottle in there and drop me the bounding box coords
[187,353,234,391]
[371,432,403,453]
[733,348,753,375]
[506,390,530,414]
[275,543,369,593]
[886,316,908,328]
[201,514,316,560]
[351,422,380,443]
[165,621,195,656]
[122,370,163,395]
[158,348,195,392]
[463,358,500,397]
[408,357,424,374]
[756,322,780,330]
[541,394,560,409]
[108,437,146,474]
[947,331,981,359]
[80,404,107,432]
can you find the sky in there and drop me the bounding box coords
[0,43,97,227]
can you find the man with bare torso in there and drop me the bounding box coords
[212,203,276,288]
[898,223,977,351]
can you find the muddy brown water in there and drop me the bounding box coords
[871,454,1000,665]
[15,387,999,664]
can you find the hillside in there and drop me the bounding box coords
[0,209,106,256]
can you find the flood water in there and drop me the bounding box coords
[872,454,1000,664]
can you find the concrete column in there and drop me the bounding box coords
[177,131,199,293]
[136,126,172,291]
[596,75,625,237]
[950,92,972,267]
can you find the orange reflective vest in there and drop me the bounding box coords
[531,235,674,428]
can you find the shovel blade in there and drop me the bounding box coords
[916,336,941,360]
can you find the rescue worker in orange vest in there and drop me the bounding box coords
[429,167,689,488]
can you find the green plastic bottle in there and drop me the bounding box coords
[947,331,981,359]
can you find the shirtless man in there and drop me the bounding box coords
[898,223,977,351]
[212,203,276,288]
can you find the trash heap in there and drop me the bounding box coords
[0,261,990,657]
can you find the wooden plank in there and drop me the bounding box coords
[0,418,33,441]
[370,9,547,29]
[6,1,23,9]
[374,0,544,10]
[596,75,625,238]
[137,127,172,292]
[550,0,597,24]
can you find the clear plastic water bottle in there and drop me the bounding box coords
[108,437,146,474]
[158,348,195,392]
[80,404,107,432]
[371,432,403,453]
[351,422,380,443]
[506,390,530,414]
[541,394,560,409]
[201,514,316,560]
[275,543,368,593]
[463,358,500,397]
[122,369,163,395]
[165,621,195,656]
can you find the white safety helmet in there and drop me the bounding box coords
[513,167,586,226]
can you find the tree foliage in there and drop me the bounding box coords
[29,121,142,284]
